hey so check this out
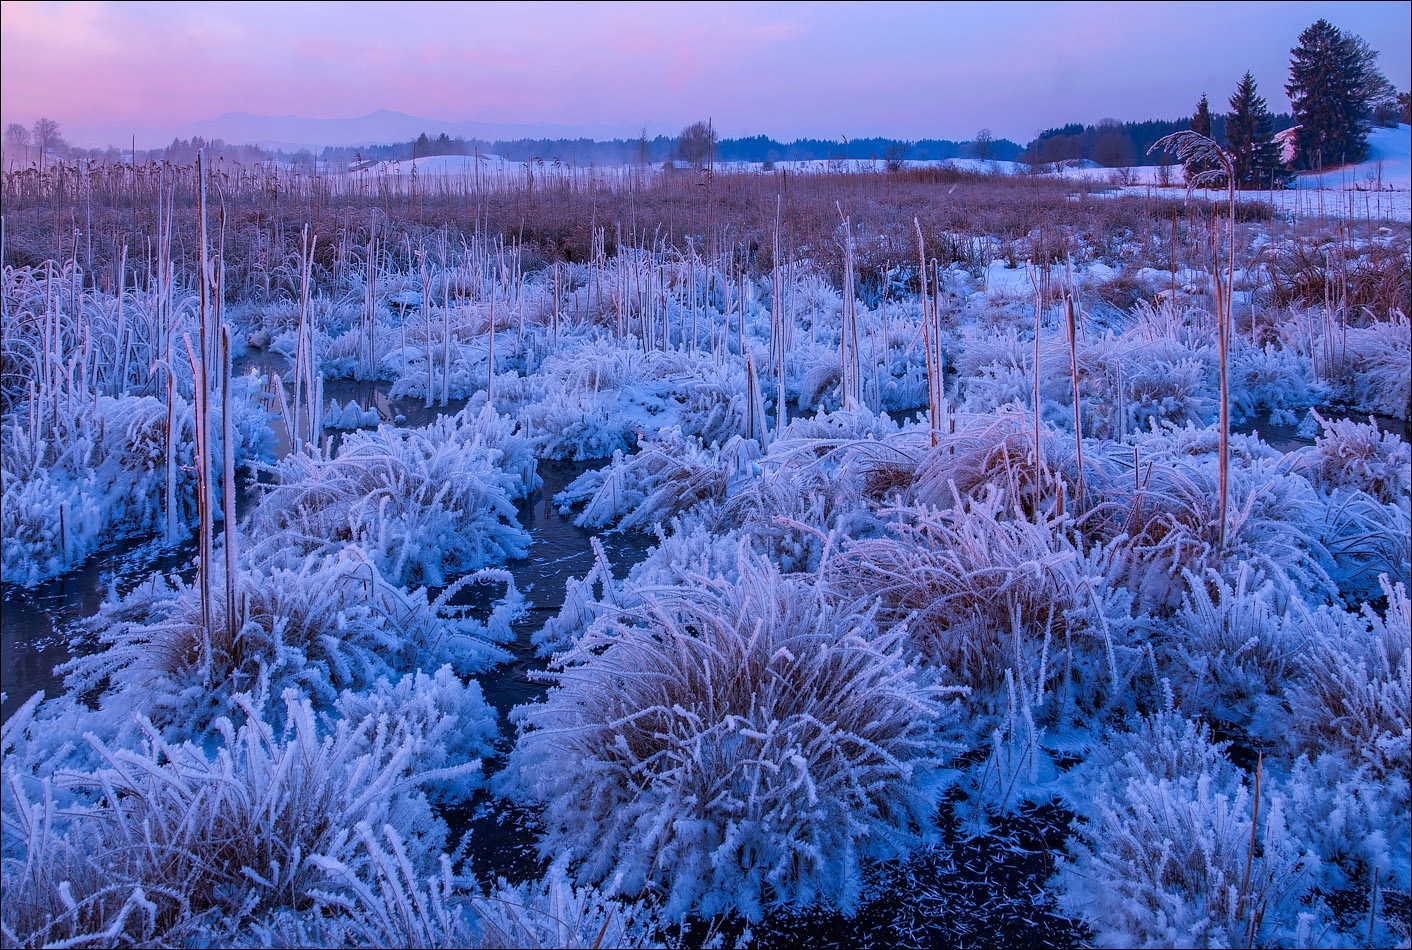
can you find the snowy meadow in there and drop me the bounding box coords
[1,149,1409,947]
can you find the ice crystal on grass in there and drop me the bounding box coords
[1297,411,1411,508]
[1,386,272,586]
[832,491,1136,722]
[0,689,474,948]
[252,405,534,586]
[1056,712,1322,949]
[1281,577,1411,780]
[502,547,963,921]
[61,546,518,737]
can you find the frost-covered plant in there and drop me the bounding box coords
[1162,565,1300,723]
[1280,576,1410,779]
[1336,312,1411,419]
[1111,444,1336,610]
[1,383,273,586]
[672,360,753,447]
[1056,711,1322,949]
[241,827,479,949]
[833,491,1134,721]
[0,689,474,948]
[252,405,533,586]
[502,547,962,920]
[323,398,381,430]
[518,387,635,461]
[471,859,658,949]
[1229,344,1319,425]
[1319,489,1411,600]
[560,429,759,532]
[1281,753,1410,897]
[1296,411,1411,508]
[62,546,518,736]
[907,408,1112,524]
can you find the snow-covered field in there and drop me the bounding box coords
[350,125,1412,222]
[2,163,1409,947]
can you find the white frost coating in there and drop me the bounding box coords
[502,546,964,920]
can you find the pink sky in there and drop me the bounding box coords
[3,1,1408,148]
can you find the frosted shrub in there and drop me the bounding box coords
[562,429,759,531]
[1320,490,1410,599]
[518,388,635,461]
[1296,411,1411,508]
[0,689,474,948]
[1111,446,1336,610]
[252,405,533,586]
[672,360,752,447]
[1282,754,1410,898]
[502,548,962,920]
[1,385,273,586]
[1229,344,1319,424]
[471,859,658,949]
[62,546,518,736]
[1056,712,1321,949]
[907,409,1115,525]
[1162,565,1300,723]
[1338,313,1411,419]
[1281,577,1411,779]
[833,491,1134,720]
[242,824,480,949]
[1124,355,1217,431]
[718,467,875,574]
[323,398,381,430]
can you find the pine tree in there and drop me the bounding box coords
[1183,94,1221,185]
[1286,19,1371,169]
[1226,72,1292,190]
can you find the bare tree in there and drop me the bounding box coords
[884,141,909,172]
[31,116,64,166]
[4,122,29,165]
[677,120,716,169]
[972,128,994,162]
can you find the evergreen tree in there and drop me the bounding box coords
[1182,94,1221,184]
[1226,72,1292,189]
[1286,19,1370,168]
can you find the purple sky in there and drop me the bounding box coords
[3,1,1409,148]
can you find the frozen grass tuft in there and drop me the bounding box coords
[501,546,963,921]
[251,404,535,586]
[1056,711,1322,949]
[1,688,475,948]
[62,545,518,736]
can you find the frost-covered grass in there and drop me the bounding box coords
[502,548,963,920]
[1,383,273,586]
[0,685,479,948]
[57,545,519,738]
[3,172,1410,945]
[250,405,536,586]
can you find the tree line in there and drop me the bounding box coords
[1021,18,1408,186]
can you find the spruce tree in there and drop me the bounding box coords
[1286,19,1370,168]
[1226,72,1292,189]
[1183,94,1221,184]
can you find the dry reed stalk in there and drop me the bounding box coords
[1240,752,1263,949]
[1029,264,1045,518]
[1066,295,1085,508]
[915,218,939,447]
[221,325,238,647]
